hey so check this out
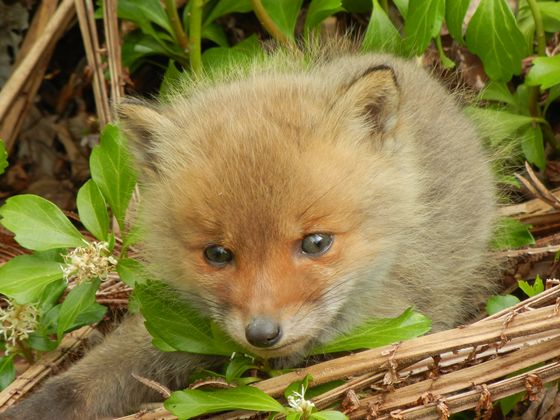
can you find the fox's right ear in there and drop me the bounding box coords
[117,99,171,181]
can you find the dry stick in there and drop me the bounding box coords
[74,0,111,126]
[0,0,75,128]
[372,362,560,420]
[102,0,124,105]
[0,0,60,150]
[0,326,94,411]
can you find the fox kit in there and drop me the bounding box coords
[0,46,495,418]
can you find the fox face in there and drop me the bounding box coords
[119,65,417,357]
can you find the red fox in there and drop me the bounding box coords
[0,45,496,418]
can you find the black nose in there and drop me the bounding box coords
[245,317,282,348]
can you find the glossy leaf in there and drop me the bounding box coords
[136,282,243,355]
[519,125,545,170]
[205,0,252,24]
[305,0,344,32]
[445,0,470,44]
[491,217,535,251]
[486,294,520,315]
[0,255,63,304]
[165,386,287,419]
[362,0,401,54]
[117,0,172,36]
[465,0,525,81]
[225,355,257,383]
[526,55,560,90]
[0,356,15,391]
[539,2,560,32]
[311,308,431,354]
[117,258,148,286]
[260,0,304,40]
[518,275,544,298]
[479,82,516,106]
[90,124,137,230]
[404,0,444,56]
[57,279,100,340]
[0,194,85,251]
[77,180,109,242]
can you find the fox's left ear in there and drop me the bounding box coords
[335,65,400,134]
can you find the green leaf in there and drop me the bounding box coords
[465,0,526,81]
[77,180,109,242]
[165,386,287,419]
[225,354,257,383]
[0,255,63,304]
[0,356,15,391]
[27,332,58,352]
[0,194,85,251]
[136,282,243,355]
[479,81,516,106]
[519,125,546,170]
[57,279,100,340]
[260,0,304,40]
[202,23,229,47]
[159,60,184,99]
[362,0,401,54]
[544,85,560,113]
[465,107,534,143]
[500,392,524,415]
[445,0,470,44]
[202,35,262,74]
[284,374,312,400]
[117,258,148,286]
[72,302,107,329]
[122,31,183,72]
[491,217,535,250]
[518,275,544,298]
[392,0,408,18]
[0,139,8,175]
[526,55,560,90]
[90,124,137,230]
[486,294,520,315]
[205,0,252,24]
[311,308,431,354]
[117,0,172,36]
[304,0,344,32]
[539,2,560,32]
[403,0,444,56]
[311,411,349,420]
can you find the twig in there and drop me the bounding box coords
[0,0,76,130]
[132,373,171,398]
[102,0,124,104]
[74,0,112,125]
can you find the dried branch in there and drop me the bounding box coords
[102,0,124,105]
[74,0,112,125]
[0,0,75,133]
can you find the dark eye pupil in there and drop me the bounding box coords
[301,233,333,255]
[204,245,233,266]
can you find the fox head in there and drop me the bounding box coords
[119,65,419,358]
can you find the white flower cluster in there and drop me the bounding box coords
[62,241,117,283]
[287,385,315,414]
[0,301,39,353]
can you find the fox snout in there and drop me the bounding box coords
[244,316,282,348]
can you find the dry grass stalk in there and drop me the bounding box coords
[102,0,124,105]
[0,0,75,134]
[74,0,111,126]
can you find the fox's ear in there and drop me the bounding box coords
[117,99,171,180]
[336,65,400,134]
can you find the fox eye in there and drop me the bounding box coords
[301,233,333,256]
[204,245,233,267]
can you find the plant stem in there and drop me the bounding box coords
[526,0,546,119]
[16,339,34,364]
[250,0,291,46]
[189,0,203,74]
[526,0,546,56]
[164,0,189,54]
